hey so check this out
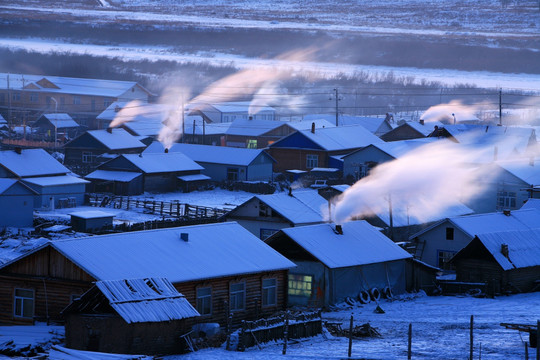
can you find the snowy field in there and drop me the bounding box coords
[0,292,538,359]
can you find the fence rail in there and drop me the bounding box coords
[87,193,231,219]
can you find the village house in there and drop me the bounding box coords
[449,229,540,294]
[265,221,412,307]
[0,179,36,229]
[0,73,153,128]
[63,278,200,355]
[189,101,276,123]
[409,208,540,270]
[301,114,392,136]
[30,113,83,143]
[225,188,330,240]
[85,152,204,194]
[63,128,146,175]
[267,124,384,173]
[380,120,444,142]
[0,222,295,326]
[0,148,88,209]
[144,142,275,182]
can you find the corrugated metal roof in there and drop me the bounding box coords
[40,113,80,128]
[297,124,383,151]
[51,222,295,283]
[87,129,146,150]
[278,221,412,268]
[21,174,89,187]
[255,189,329,224]
[450,208,540,237]
[145,142,271,166]
[121,153,203,173]
[96,278,200,323]
[0,148,69,177]
[474,229,540,270]
[85,170,142,182]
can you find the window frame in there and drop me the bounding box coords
[445,227,454,240]
[226,167,239,181]
[306,154,319,169]
[82,151,95,163]
[14,288,34,319]
[288,274,313,298]
[229,281,246,312]
[196,286,212,316]
[437,250,457,270]
[262,278,277,307]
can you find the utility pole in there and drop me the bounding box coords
[334,88,339,126]
[7,74,11,130]
[181,96,185,143]
[498,89,502,126]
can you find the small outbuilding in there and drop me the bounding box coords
[0,179,36,228]
[63,277,200,355]
[70,210,114,233]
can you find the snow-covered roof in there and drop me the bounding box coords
[274,221,412,268]
[251,189,329,224]
[206,101,275,114]
[85,170,142,182]
[0,73,152,98]
[284,119,336,131]
[86,129,146,150]
[406,121,445,136]
[119,153,203,173]
[413,208,540,239]
[465,229,540,270]
[177,174,211,181]
[40,222,294,283]
[0,148,69,177]
[225,118,285,136]
[97,101,172,121]
[183,119,230,136]
[21,175,89,187]
[38,113,80,128]
[294,125,383,151]
[496,160,540,186]
[94,278,200,323]
[144,142,274,166]
[520,198,540,211]
[70,210,114,219]
[376,201,475,228]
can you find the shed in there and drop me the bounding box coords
[31,113,82,141]
[22,175,89,209]
[0,179,36,228]
[450,229,540,294]
[84,170,143,195]
[63,278,200,355]
[265,221,412,307]
[70,210,114,233]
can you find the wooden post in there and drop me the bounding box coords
[160,201,164,215]
[282,311,289,355]
[536,320,539,360]
[152,200,156,213]
[348,314,353,358]
[525,341,528,360]
[126,198,130,210]
[470,315,474,360]
[408,323,412,360]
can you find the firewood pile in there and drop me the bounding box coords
[325,322,381,338]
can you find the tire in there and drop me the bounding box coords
[345,296,357,306]
[383,287,393,299]
[369,288,381,302]
[358,290,370,304]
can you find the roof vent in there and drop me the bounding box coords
[181,233,189,242]
[14,147,22,155]
[334,224,343,235]
[503,209,511,216]
[288,187,293,197]
[501,243,509,258]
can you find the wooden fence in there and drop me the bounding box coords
[235,310,322,351]
[87,193,231,219]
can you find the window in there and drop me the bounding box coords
[196,287,212,315]
[14,289,34,318]
[227,167,239,181]
[247,139,257,149]
[445,227,454,240]
[230,282,245,311]
[288,274,312,297]
[12,92,21,101]
[91,99,96,112]
[29,93,38,102]
[306,154,318,169]
[497,191,517,209]
[262,278,277,306]
[104,99,112,108]
[437,250,456,270]
[73,96,81,105]
[82,152,95,163]
[60,97,65,110]
[259,202,272,217]
[260,228,278,240]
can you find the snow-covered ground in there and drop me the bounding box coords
[0,292,538,359]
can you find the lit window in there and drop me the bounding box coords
[262,278,277,306]
[196,287,212,315]
[247,139,257,149]
[288,274,312,297]
[306,154,318,169]
[14,289,34,318]
[230,282,245,311]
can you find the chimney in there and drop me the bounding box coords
[106,127,112,134]
[164,148,169,154]
[419,119,424,125]
[501,243,509,258]
[248,116,253,121]
[181,233,189,242]
[503,209,511,216]
[288,187,293,197]
[14,147,22,155]
[311,122,315,133]
[334,224,343,235]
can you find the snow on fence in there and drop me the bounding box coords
[233,310,322,351]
